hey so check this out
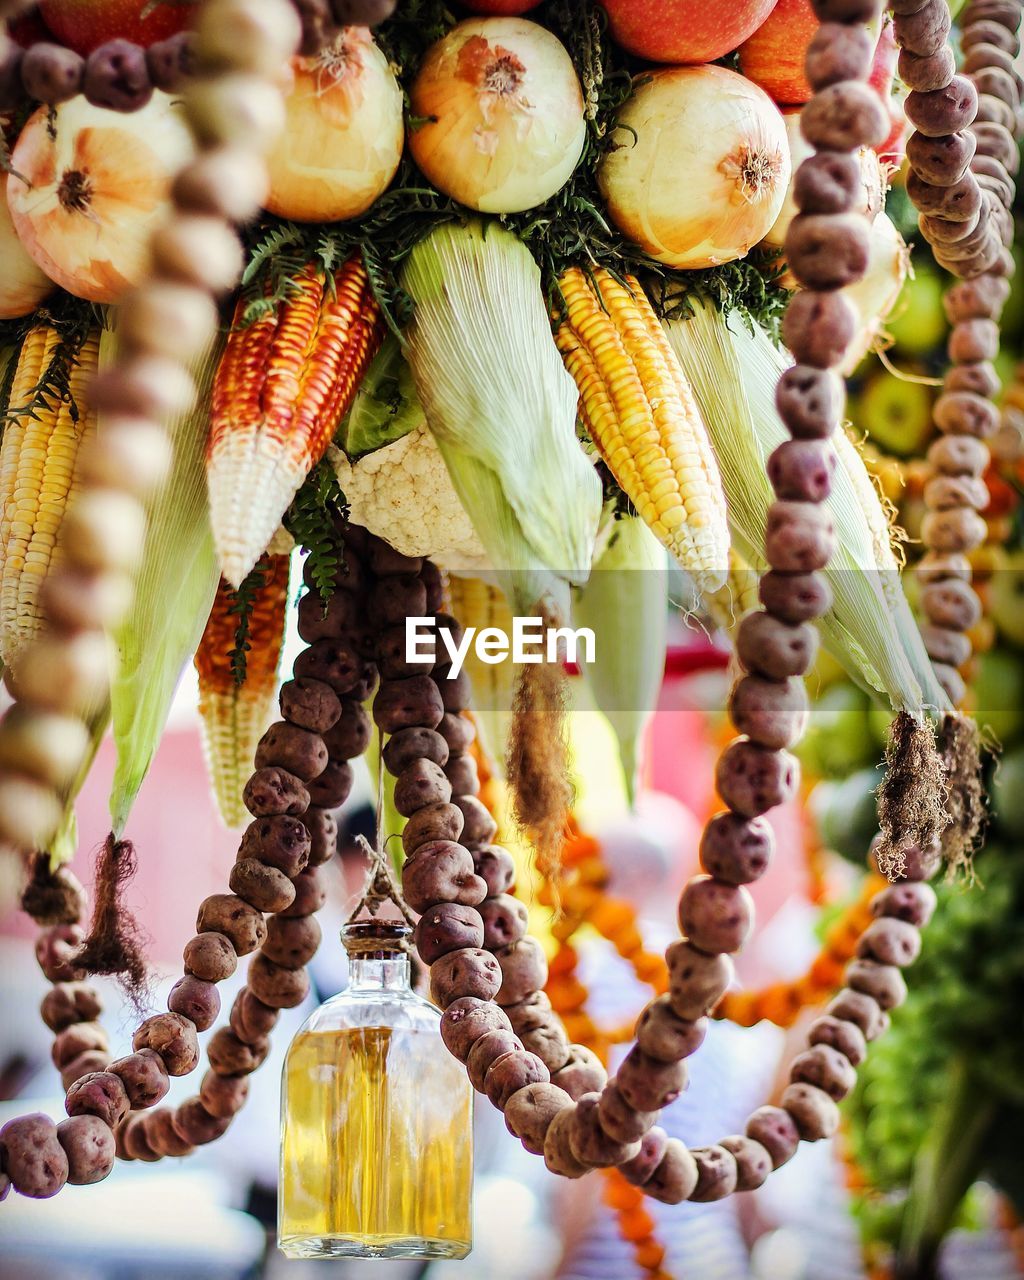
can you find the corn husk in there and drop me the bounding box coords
[665,299,949,718]
[400,220,602,614]
[44,711,108,866]
[363,720,406,878]
[573,516,668,805]
[108,337,223,834]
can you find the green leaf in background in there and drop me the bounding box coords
[108,338,224,835]
[46,709,108,866]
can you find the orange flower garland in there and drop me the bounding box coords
[466,728,886,1271]
[603,1168,672,1280]
[714,873,886,1029]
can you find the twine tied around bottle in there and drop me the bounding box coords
[343,739,416,953]
[346,834,415,927]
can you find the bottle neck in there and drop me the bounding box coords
[346,951,411,993]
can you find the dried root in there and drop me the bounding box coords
[76,834,150,1010]
[874,712,950,881]
[937,712,987,880]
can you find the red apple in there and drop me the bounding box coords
[37,0,190,56]
[460,0,543,11]
[867,18,905,169]
[867,14,898,100]
[598,0,780,65]
[877,100,908,171]
[8,12,51,46]
[737,0,816,106]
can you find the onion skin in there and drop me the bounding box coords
[265,29,403,223]
[598,65,791,270]
[0,174,54,319]
[7,93,194,305]
[409,18,585,215]
[839,212,909,375]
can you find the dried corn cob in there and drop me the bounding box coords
[556,268,729,593]
[0,325,100,671]
[207,254,384,588]
[195,553,291,828]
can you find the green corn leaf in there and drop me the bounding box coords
[108,338,224,835]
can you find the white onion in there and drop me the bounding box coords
[763,108,886,252]
[840,212,910,375]
[7,94,195,306]
[265,28,404,223]
[409,18,586,215]
[598,65,791,269]
[0,174,54,319]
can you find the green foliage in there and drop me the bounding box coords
[375,0,456,75]
[283,459,349,609]
[228,559,269,687]
[846,838,1024,1251]
[0,293,107,438]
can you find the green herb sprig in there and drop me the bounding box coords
[283,458,350,610]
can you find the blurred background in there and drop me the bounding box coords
[2,573,1023,1279]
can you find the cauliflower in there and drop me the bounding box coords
[328,426,490,574]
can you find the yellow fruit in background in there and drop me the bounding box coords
[859,372,933,457]
[808,647,846,693]
[887,268,948,355]
[988,550,1024,649]
[967,616,996,655]
[967,649,1024,746]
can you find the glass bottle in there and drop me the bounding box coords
[278,919,474,1260]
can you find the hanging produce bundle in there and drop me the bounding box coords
[0,0,1018,1276]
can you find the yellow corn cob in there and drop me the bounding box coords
[446,573,517,771]
[704,548,761,633]
[195,553,291,828]
[0,325,100,671]
[556,268,729,592]
[207,254,384,588]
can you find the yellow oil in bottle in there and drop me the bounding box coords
[278,927,473,1261]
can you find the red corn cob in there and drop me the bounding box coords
[194,554,291,828]
[207,254,384,587]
